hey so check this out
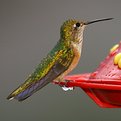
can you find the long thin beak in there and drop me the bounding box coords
[84,18,114,25]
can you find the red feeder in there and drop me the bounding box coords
[54,42,121,108]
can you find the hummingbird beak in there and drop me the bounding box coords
[84,18,114,25]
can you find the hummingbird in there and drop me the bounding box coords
[7,18,113,101]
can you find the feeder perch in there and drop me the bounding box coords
[54,42,121,108]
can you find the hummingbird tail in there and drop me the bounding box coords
[7,78,51,101]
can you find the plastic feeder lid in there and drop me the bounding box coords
[54,42,121,108]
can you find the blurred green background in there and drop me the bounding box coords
[1,0,121,121]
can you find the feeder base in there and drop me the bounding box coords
[54,73,121,108]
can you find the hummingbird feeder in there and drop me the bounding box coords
[54,42,121,108]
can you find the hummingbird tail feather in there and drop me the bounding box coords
[7,50,72,101]
[7,78,50,101]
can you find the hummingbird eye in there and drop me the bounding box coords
[73,22,80,29]
[76,23,80,27]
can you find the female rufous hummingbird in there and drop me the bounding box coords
[7,18,113,101]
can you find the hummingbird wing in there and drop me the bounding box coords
[7,42,74,101]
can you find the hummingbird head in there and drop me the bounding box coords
[60,19,85,44]
[60,18,113,44]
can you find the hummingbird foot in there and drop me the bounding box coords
[54,78,69,86]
